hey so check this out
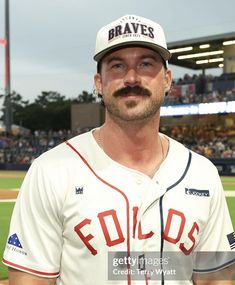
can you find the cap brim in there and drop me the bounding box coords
[94,41,171,62]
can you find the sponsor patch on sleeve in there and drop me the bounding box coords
[227,232,235,250]
[185,188,210,197]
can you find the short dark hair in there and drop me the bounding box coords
[97,60,102,74]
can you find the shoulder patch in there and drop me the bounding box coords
[227,232,235,250]
[8,233,23,248]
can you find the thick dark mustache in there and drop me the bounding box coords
[113,86,152,97]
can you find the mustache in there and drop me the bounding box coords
[113,86,152,97]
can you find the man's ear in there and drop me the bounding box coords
[94,73,102,95]
[164,69,172,96]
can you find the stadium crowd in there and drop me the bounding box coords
[164,88,235,106]
[0,130,74,164]
[0,123,235,165]
[164,74,235,106]
[160,124,235,159]
[164,73,235,106]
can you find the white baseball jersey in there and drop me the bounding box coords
[3,129,235,285]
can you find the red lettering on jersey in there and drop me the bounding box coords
[98,209,125,246]
[74,218,98,256]
[132,207,154,239]
[179,222,199,255]
[164,209,186,244]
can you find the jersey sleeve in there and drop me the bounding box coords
[3,159,63,278]
[193,169,235,274]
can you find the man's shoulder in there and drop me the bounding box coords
[35,130,94,164]
[168,136,218,174]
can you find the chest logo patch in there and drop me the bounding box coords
[185,188,210,197]
[75,186,84,195]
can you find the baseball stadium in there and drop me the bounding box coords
[0,6,235,285]
[1,34,235,284]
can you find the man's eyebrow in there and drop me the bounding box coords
[139,54,161,61]
[104,53,161,65]
[105,56,123,65]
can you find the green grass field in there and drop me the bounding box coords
[227,197,235,229]
[0,171,234,281]
[0,171,26,189]
[0,171,25,280]
[0,203,15,280]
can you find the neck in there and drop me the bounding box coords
[94,117,168,177]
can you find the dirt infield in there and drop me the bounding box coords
[0,280,8,285]
[0,171,26,179]
[0,280,9,285]
[0,189,19,200]
[0,170,24,202]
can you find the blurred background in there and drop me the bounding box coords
[0,0,235,175]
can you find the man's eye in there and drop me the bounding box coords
[140,61,153,68]
[111,63,124,69]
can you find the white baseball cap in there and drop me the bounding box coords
[94,15,171,63]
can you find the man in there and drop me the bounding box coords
[3,15,235,285]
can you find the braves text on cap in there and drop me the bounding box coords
[94,15,171,63]
[108,21,154,41]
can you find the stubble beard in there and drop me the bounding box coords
[104,92,164,123]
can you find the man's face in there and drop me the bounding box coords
[94,46,172,123]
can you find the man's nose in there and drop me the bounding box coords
[123,68,141,87]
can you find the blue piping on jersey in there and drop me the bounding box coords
[159,196,165,285]
[166,151,192,192]
[159,150,192,285]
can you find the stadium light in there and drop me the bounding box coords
[223,40,235,46]
[209,57,224,63]
[178,50,224,60]
[196,59,209,64]
[196,57,224,65]
[199,44,210,49]
[168,46,193,53]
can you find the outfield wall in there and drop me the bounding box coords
[0,163,29,171]
[0,159,235,176]
[209,158,235,176]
